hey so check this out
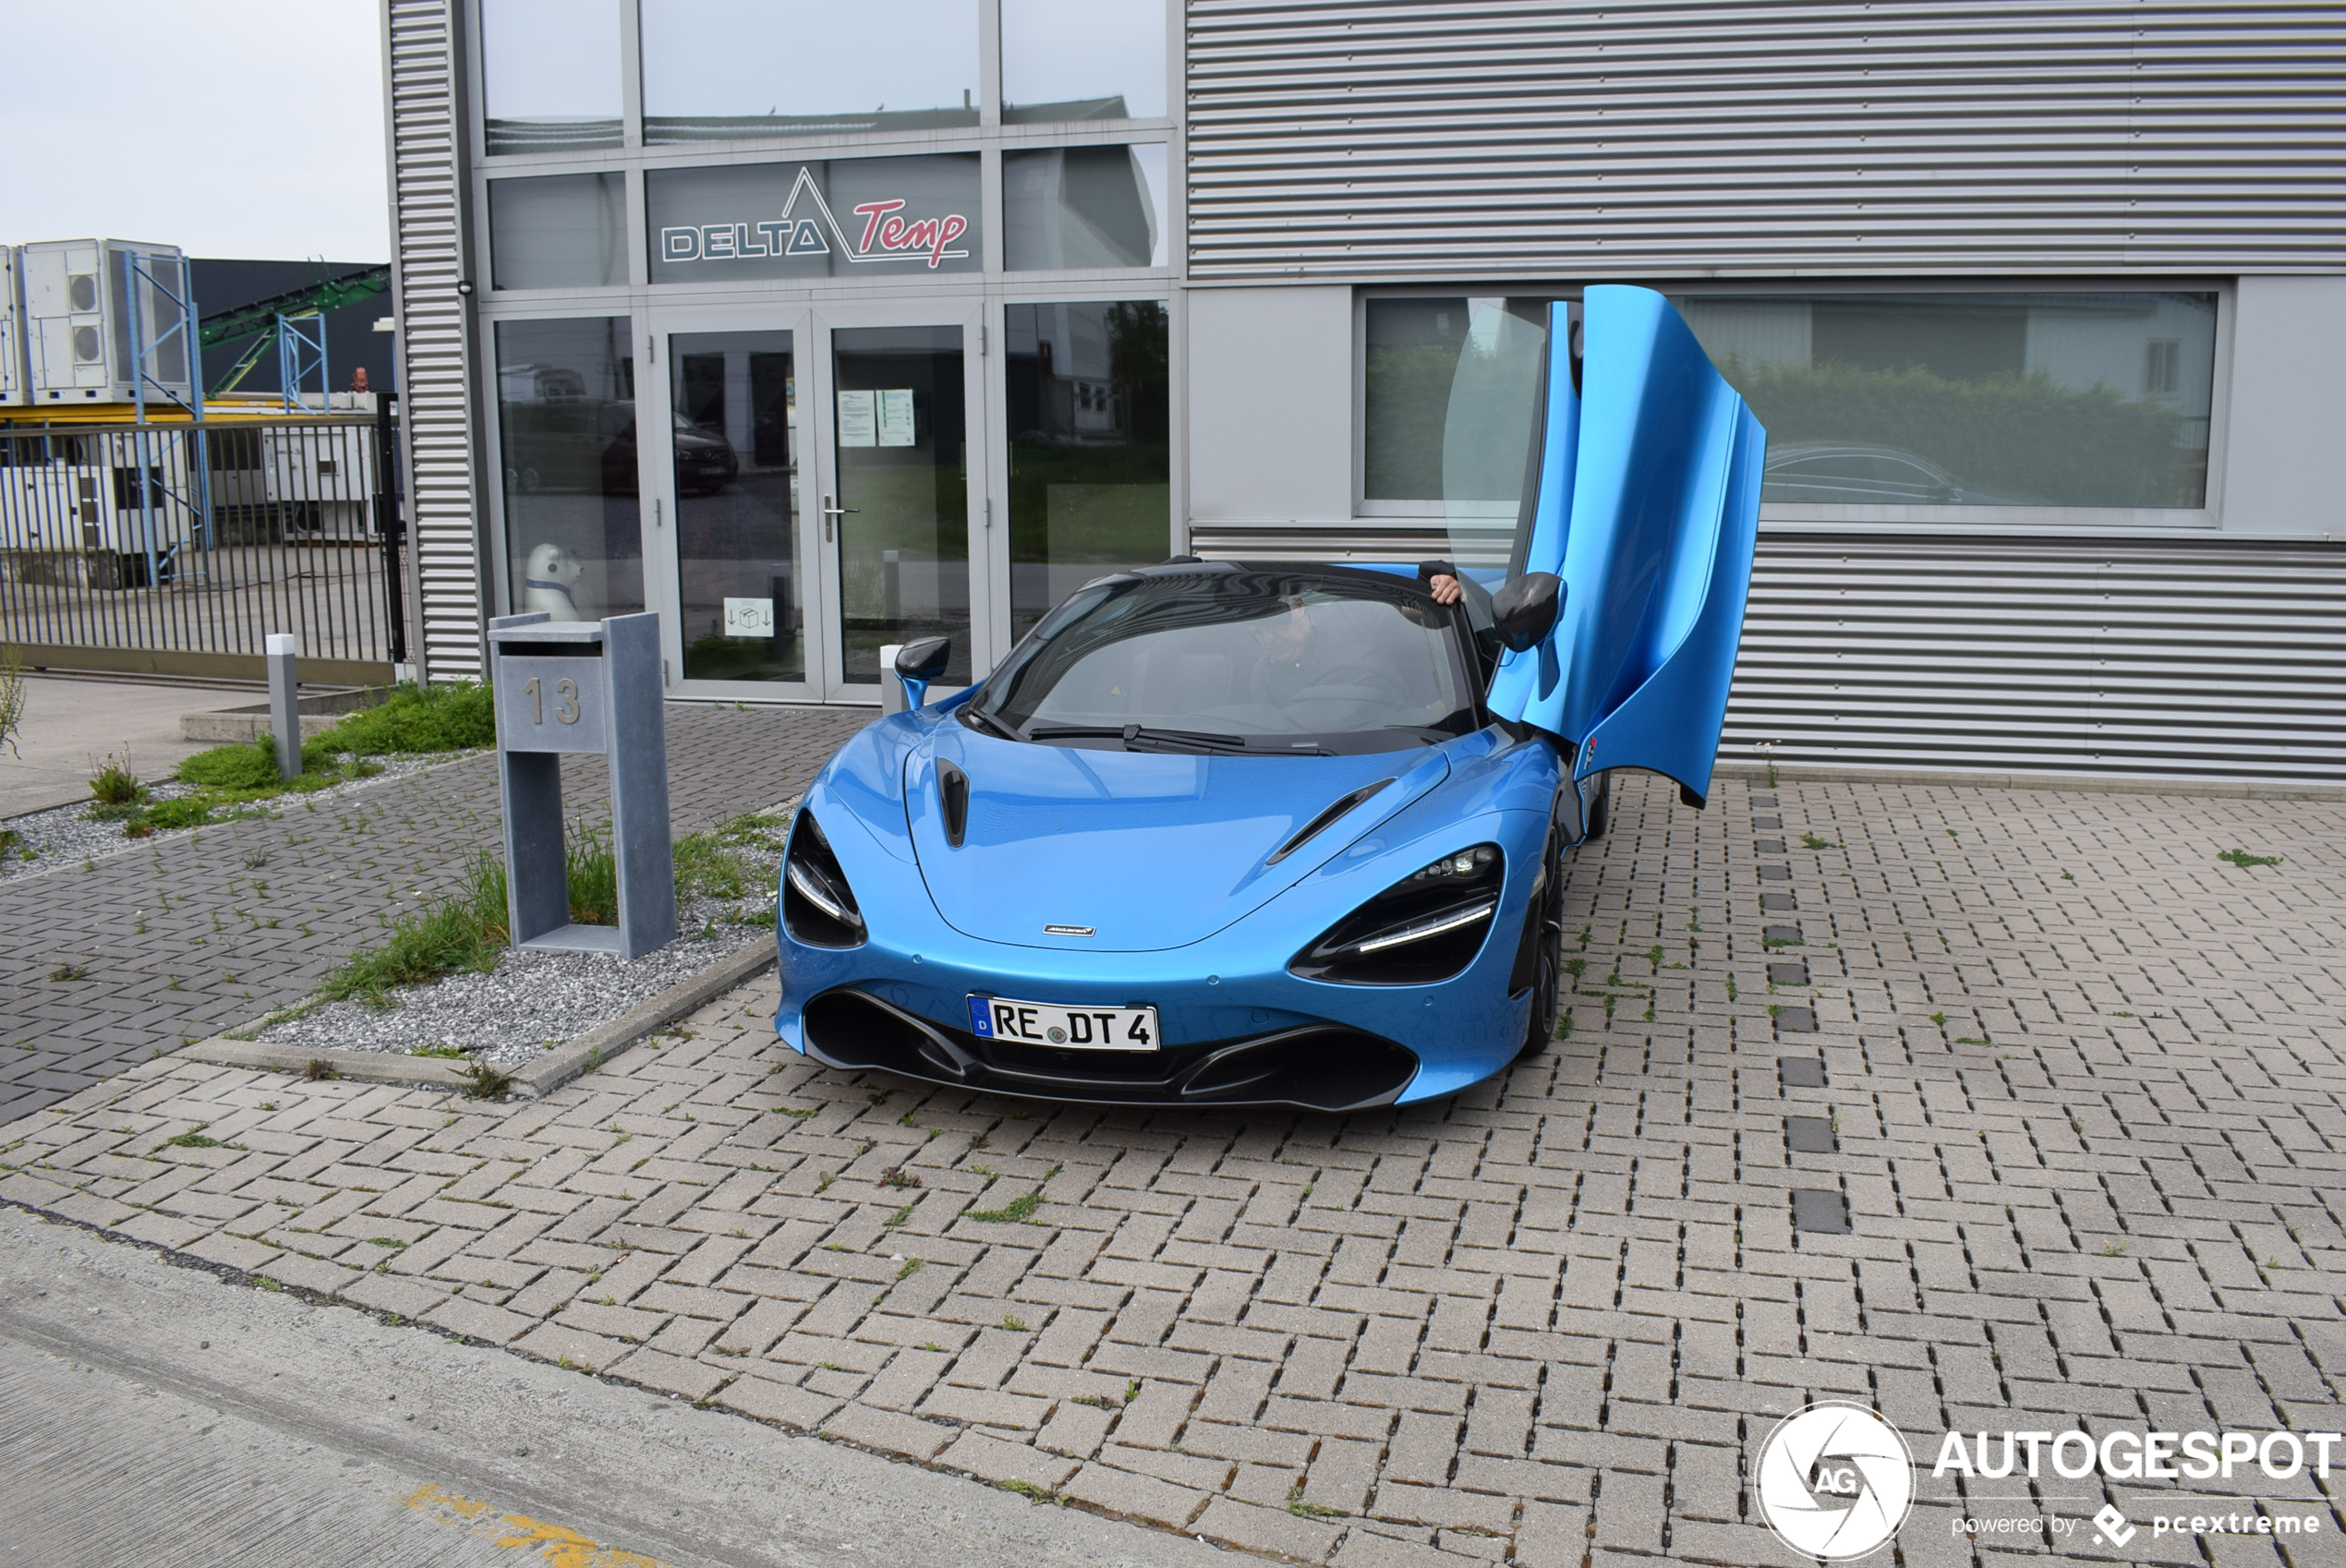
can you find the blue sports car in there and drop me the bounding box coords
[773,285,1765,1110]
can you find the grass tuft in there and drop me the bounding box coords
[316,852,509,1006]
[964,1190,1044,1224]
[2218,848,2282,869]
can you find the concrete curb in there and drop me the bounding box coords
[177,936,778,1101]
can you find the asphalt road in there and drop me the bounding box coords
[0,1206,1223,1568]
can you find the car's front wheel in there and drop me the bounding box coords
[1516,810,1568,1059]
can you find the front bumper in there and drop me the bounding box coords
[772,824,1543,1109]
[799,988,1418,1112]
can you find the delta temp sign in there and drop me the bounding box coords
[659,166,970,271]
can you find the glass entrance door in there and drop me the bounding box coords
[648,302,987,704]
[668,327,804,684]
[824,319,980,693]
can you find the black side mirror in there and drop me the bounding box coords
[893,636,951,710]
[1490,573,1563,652]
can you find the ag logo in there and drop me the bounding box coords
[1755,1403,1914,1560]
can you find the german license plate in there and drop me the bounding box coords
[967,995,1158,1052]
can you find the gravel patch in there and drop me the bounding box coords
[252,809,791,1067]
[0,752,459,884]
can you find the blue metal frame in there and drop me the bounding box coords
[277,313,331,415]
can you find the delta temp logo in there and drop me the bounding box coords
[1755,1403,1916,1561]
[659,167,971,271]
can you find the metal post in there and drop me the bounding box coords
[265,633,299,779]
[181,255,213,555]
[374,392,408,666]
[125,251,160,590]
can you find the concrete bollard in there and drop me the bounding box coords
[265,633,299,779]
[878,642,906,715]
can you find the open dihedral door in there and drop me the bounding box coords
[1484,285,1765,807]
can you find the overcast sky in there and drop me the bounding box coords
[0,1,388,261]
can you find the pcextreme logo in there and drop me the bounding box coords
[1755,1403,1916,1561]
[659,166,970,270]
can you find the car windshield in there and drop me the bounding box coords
[969,569,1478,754]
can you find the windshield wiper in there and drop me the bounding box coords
[1028,724,1321,756]
[962,706,1022,742]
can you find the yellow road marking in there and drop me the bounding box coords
[405,1483,671,1566]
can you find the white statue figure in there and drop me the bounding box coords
[522,542,586,621]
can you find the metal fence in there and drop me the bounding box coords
[0,402,406,681]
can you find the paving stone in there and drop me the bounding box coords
[10,771,2346,1565]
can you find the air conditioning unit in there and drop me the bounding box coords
[18,238,192,405]
[0,247,24,406]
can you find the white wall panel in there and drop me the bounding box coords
[1186,284,1355,530]
[2219,275,2346,537]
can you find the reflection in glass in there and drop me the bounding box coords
[490,174,626,289]
[1006,302,1168,642]
[1002,0,1167,122]
[480,0,622,153]
[640,0,978,142]
[1004,146,1167,270]
[671,331,801,683]
[495,319,642,621]
[1362,297,1554,510]
[833,327,969,685]
[1675,293,2219,508]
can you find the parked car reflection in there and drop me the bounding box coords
[502,398,738,497]
[1761,441,2041,507]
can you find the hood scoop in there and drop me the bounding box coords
[937,760,970,847]
[1266,778,1393,866]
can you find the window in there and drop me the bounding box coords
[971,569,1475,754]
[1678,292,2219,510]
[638,0,978,143]
[1004,146,1168,270]
[1002,0,1166,123]
[495,319,642,621]
[1361,297,1553,503]
[1005,301,1169,641]
[489,175,626,289]
[1360,290,2219,514]
[480,0,622,153]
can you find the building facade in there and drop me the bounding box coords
[381,0,2346,782]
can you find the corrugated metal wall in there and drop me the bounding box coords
[1189,523,2346,781]
[382,0,484,680]
[1187,1,2346,279]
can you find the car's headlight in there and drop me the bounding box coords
[1288,844,1503,985]
[781,812,865,947]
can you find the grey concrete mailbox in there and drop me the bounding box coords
[489,610,676,959]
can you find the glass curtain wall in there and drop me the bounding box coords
[480,0,623,153]
[639,0,980,142]
[494,318,643,621]
[1001,0,1167,121]
[1005,301,1169,641]
[671,330,803,681]
[832,327,971,684]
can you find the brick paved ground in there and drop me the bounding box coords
[5,771,2342,1568]
[0,704,869,1123]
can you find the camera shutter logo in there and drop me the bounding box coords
[1755,1403,1915,1560]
